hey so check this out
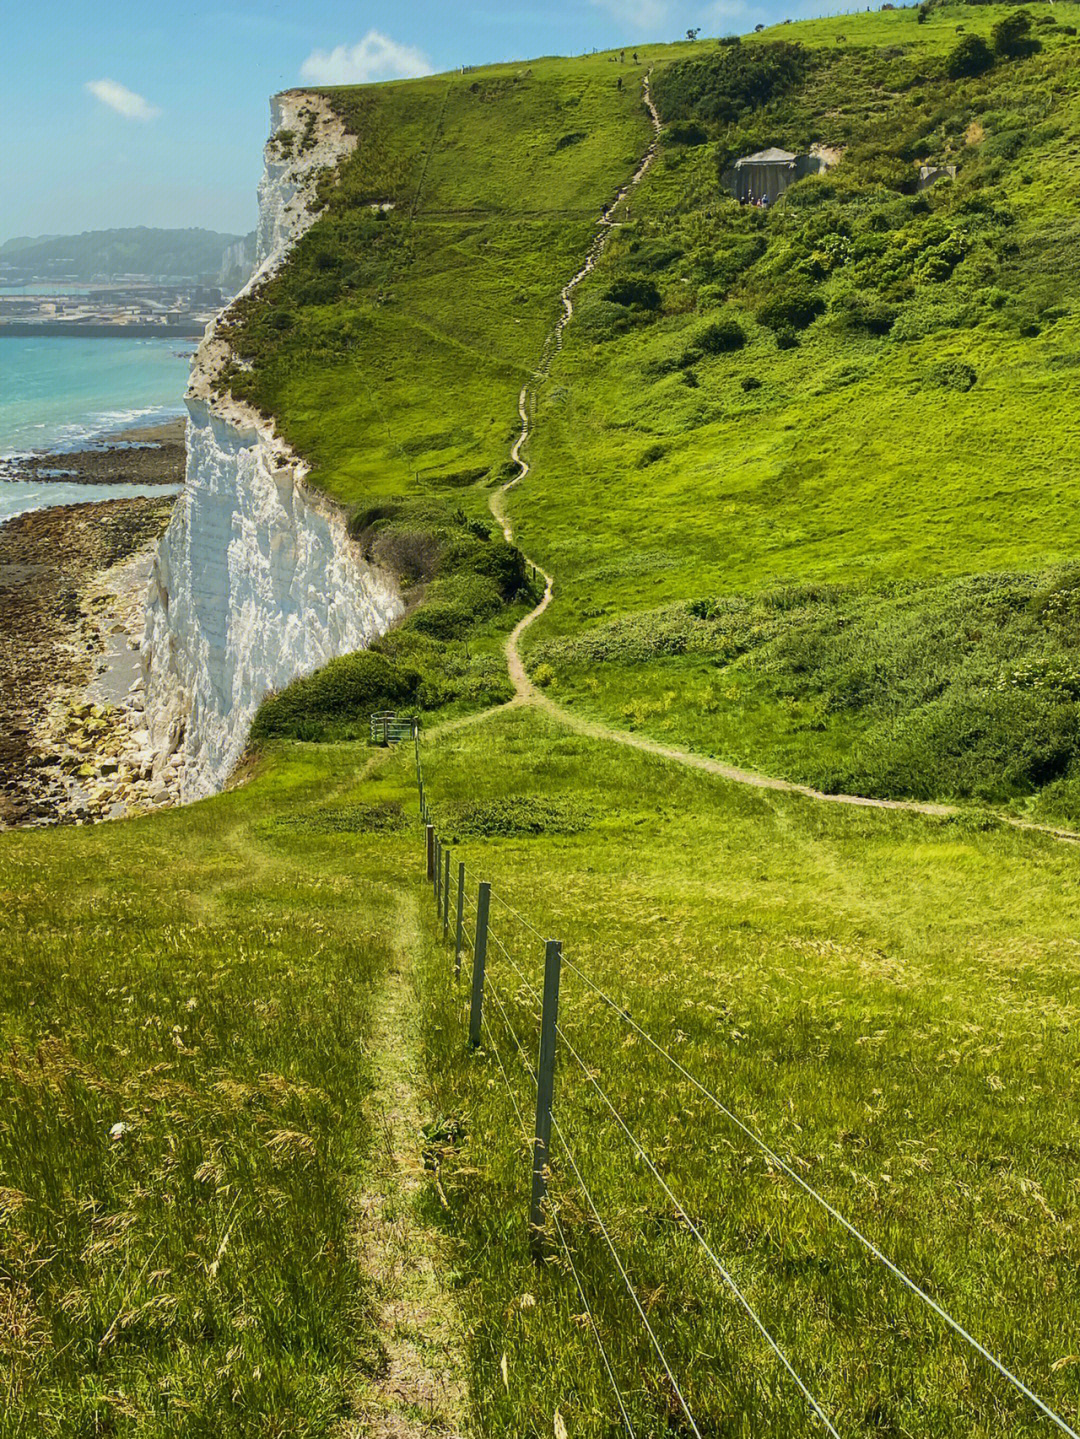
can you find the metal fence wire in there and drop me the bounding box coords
[411,729,1080,1439]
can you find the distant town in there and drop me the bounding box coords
[0,280,224,338]
[0,227,256,337]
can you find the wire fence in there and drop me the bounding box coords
[409,726,1080,1438]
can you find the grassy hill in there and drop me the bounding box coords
[5,9,1080,1436]
[521,5,1080,824]
[0,227,246,279]
[227,5,1080,825]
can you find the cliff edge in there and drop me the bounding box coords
[141,92,404,802]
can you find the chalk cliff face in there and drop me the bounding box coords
[142,92,404,802]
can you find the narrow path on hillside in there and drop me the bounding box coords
[344,893,465,1438]
[483,75,1080,846]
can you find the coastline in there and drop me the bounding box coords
[1,416,186,489]
[0,416,188,828]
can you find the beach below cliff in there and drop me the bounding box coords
[1,416,186,487]
[0,421,186,828]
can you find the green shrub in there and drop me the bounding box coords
[603,275,662,309]
[407,574,504,641]
[982,129,1027,160]
[829,690,1080,802]
[252,622,516,744]
[913,232,966,282]
[782,176,838,210]
[946,34,994,79]
[698,317,747,353]
[271,802,407,835]
[541,569,1080,806]
[992,9,1040,58]
[463,536,529,599]
[927,360,978,391]
[890,298,974,342]
[442,796,594,838]
[850,154,920,195]
[652,42,811,127]
[757,287,825,332]
[575,297,643,343]
[251,651,420,743]
[624,240,684,273]
[831,292,898,336]
[663,121,709,146]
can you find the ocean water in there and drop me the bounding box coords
[0,480,184,526]
[0,336,193,459]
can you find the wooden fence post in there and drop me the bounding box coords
[468,882,491,1048]
[442,848,452,938]
[425,825,435,882]
[434,839,442,909]
[530,939,563,1253]
[454,862,466,976]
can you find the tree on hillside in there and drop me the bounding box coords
[651,41,811,126]
[992,9,1040,58]
[946,33,994,78]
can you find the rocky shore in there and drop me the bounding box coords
[0,421,187,828]
[0,418,185,487]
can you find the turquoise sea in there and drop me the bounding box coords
[0,336,193,460]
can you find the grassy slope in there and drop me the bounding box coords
[512,4,1080,823]
[226,55,653,507]
[235,5,1080,825]
[7,13,1080,1436]
[5,722,1078,1435]
[223,53,656,736]
[414,704,1080,1437]
[0,751,431,1435]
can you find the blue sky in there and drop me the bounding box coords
[3,0,842,241]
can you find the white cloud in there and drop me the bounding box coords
[300,30,434,86]
[590,0,672,30]
[86,78,161,121]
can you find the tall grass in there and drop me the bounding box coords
[0,761,410,1436]
[412,706,1080,1436]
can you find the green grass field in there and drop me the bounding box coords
[8,3,1080,1433]
[6,708,1078,1433]
[413,705,1080,1437]
[230,0,1080,824]
[0,754,417,1436]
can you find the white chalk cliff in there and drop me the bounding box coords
[142,92,403,801]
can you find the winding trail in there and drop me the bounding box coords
[481,76,1080,846]
[346,893,465,1438]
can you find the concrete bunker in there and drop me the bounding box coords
[918,164,957,191]
[722,147,831,205]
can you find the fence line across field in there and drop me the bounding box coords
[405,721,1080,1439]
[424,799,836,1434]
[483,950,840,1435]
[487,966,703,1439]
[479,1002,637,1435]
[482,976,663,1438]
